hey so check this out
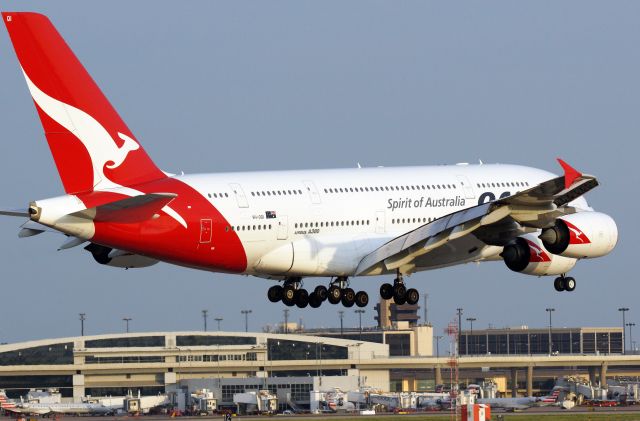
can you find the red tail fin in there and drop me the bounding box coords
[2,12,165,194]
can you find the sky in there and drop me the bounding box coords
[0,1,638,344]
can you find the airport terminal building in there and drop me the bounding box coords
[0,326,638,403]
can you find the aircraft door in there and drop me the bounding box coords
[456,175,475,199]
[375,210,386,234]
[303,180,321,204]
[277,215,288,240]
[199,219,212,243]
[229,183,249,208]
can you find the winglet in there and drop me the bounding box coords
[557,158,582,189]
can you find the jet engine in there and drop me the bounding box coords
[501,234,576,276]
[84,243,158,268]
[539,212,618,259]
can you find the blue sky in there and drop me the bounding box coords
[0,1,637,343]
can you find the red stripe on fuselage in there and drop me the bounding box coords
[77,178,247,273]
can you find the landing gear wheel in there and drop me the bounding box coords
[314,285,328,302]
[328,285,342,304]
[554,277,565,292]
[565,277,576,292]
[380,283,393,300]
[295,289,309,308]
[268,285,283,303]
[355,291,369,308]
[393,292,406,305]
[282,285,297,306]
[309,293,322,308]
[405,288,419,305]
[393,283,406,300]
[342,288,356,307]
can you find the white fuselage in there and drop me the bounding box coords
[178,163,569,277]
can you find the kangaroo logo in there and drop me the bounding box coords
[22,69,187,228]
[565,221,591,244]
[22,69,141,190]
[526,240,551,262]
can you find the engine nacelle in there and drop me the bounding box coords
[539,212,618,259]
[85,243,158,268]
[502,234,577,276]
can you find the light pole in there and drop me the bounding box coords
[241,309,252,332]
[435,335,443,358]
[423,293,429,325]
[338,311,344,336]
[123,317,132,333]
[283,309,289,334]
[79,313,86,336]
[355,309,365,340]
[627,322,636,354]
[202,310,208,332]
[456,308,463,353]
[619,307,629,354]
[466,317,476,355]
[546,308,555,354]
[215,317,223,331]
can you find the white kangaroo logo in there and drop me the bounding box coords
[23,69,140,190]
[22,69,187,228]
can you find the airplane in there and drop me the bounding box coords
[0,12,618,309]
[5,402,117,416]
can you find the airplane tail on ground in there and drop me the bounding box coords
[0,390,17,409]
[2,12,166,194]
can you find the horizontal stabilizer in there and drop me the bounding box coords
[0,208,29,217]
[69,193,177,223]
[58,236,86,251]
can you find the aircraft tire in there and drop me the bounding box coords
[309,292,322,308]
[314,285,328,302]
[355,291,369,308]
[553,277,565,292]
[267,285,283,303]
[282,285,297,306]
[295,289,309,308]
[406,288,419,305]
[342,288,356,307]
[380,283,393,300]
[328,285,342,304]
[565,277,576,292]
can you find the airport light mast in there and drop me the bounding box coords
[283,309,289,334]
[241,309,252,332]
[122,317,132,333]
[546,308,555,354]
[627,322,636,354]
[338,311,344,336]
[79,313,86,336]
[619,307,630,354]
[466,317,477,355]
[355,309,365,340]
[456,308,463,353]
[435,335,443,358]
[215,317,223,331]
[202,310,208,332]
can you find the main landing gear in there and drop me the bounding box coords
[553,274,576,292]
[267,276,368,309]
[379,271,419,305]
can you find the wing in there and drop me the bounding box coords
[356,159,597,276]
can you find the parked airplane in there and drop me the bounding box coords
[0,12,618,309]
[4,402,117,416]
